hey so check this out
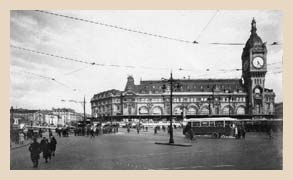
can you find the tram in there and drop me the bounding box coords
[182,117,282,138]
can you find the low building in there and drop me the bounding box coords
[10,107,38,126]
[52,108,78,126]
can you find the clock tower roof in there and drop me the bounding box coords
[244,18,264,49]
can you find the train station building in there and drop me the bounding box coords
[91,19,275,121]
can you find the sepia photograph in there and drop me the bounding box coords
[10,10,283,170]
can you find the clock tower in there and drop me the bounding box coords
[241,18,267,116]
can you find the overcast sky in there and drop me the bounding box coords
[10,10,283,113]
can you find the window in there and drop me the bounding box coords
[201,121,209,127]
[215,121,224,127]
[192,122,200,127]
[210,121,215,127]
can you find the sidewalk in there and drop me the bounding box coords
[10,132,52,150]
[10,139,32,150]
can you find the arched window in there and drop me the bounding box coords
[187,106,197,115]
[200,106,209,115]
[174,107,182,115]
[236,106,245,115]
[152,106,162,115]
[223,106,233,115]
[139,106,148,114]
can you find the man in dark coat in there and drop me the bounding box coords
[28,138,41,168]
[40,137,51,163]
[50,136,57,157]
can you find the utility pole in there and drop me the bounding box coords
[169,72,174,144]
[83,96,86,123]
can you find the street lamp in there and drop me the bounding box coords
[161,72,181,144]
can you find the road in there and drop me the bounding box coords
[10,128,282,170]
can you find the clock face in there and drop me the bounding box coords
[252,57,264,69]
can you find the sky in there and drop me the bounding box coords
[10,10,283,113]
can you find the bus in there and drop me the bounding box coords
[183,117,283,139]
[183,117,241,138]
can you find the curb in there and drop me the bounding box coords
[11,142,31,150]
[155,142,192,147]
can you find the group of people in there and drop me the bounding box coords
[55,127,69,137]
[28,136,57,168]
[233,124,246,139]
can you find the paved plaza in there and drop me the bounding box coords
[10,128,282,170]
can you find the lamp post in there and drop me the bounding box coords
[228,91,232,116]
[161,72,177,144]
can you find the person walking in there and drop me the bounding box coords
[189,128,194,141]
[38,129,42,138]
[235,125,239,139]
[49,136,57,157]
[40,137,51,163]
[90,127,95,138]
[19,132,25,144]
[28,138,41,168]
[49,129,53,137]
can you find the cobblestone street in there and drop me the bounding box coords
[10,128,282,170]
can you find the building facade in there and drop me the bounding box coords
[52,108,79,126]
[91,19,276,120]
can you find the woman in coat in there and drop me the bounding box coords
[40,138,51,163]
[50,136,57,156]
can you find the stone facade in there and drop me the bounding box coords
[91,18,276,119]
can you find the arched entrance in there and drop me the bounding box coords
[222,105,233,115]
[152,106,163,115]
[236,106,245,115]
[187,106,197,115]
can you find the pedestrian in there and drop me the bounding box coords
[40,137,51,163]
[57,128,61,137]
[137,126,140,134]
[127,126,130,133]
[49,136,57,157]
[240,125,246,139]
[235,125,239,139]
[146,126,148,132]
[154,126,157,134]
[189,128,194,141]
[19,132,25,144]
[39,129,42,138]
[49,129,53,137]
[90,127,95,138]
[29,138,41,168]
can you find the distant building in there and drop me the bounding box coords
[10,108,38,126]
[274,102,283,119]
[52,108,78,126]
[91,19,276,120]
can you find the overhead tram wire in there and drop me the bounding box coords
[10,69,73,89]
[11,45,283,76]
[10,45,170,71]
[35,10,194,45]
[34,10,282,48]
[193,10,219,44]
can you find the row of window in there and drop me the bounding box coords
[93,96,247,107]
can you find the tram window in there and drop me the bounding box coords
[215,121,224,127]
[210,121,215,127]
[201,121,209,127]
[192,122,200,127]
